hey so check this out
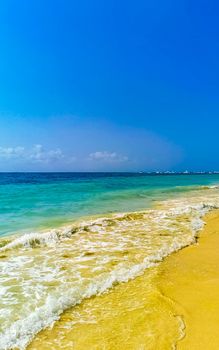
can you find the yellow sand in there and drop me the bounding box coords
[159,210,219,349]
[28,210,219,349]
[28,267,182,349]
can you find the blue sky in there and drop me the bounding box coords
[0,0,219,171]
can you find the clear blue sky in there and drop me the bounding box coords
[0,0,219,171]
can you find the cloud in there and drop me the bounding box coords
[0,116,183,171]
[0,146,25,159]
[0,144,73,164]
[28,144,64,162]
[88,151,128,163]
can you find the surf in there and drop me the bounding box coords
[1,187,219,349]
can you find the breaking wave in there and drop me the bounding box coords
[0,189,219,349]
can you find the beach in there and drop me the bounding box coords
[159,209,219,349]
[1,173,219,349]
[2,0,219,347]
[28,210,219,349]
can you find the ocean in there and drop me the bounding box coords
[1,172,219,237]
[1,173,219,349]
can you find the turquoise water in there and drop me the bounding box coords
[1,172,219,237]
[2,173,219,349]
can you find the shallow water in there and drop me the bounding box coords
[1,172,219,237]
[29,267,183,350]
[1,174,219,349]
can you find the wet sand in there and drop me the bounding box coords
[28,266,182,350]
[159,210,219,349]
[28,210,219,349]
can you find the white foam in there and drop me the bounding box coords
[0,227,74,252]
[0,239,194,350]
[0,193,219,350]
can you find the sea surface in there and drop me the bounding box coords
[1,172,219,238]
[1,173,219,349]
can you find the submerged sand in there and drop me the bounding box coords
[28,210,219,349]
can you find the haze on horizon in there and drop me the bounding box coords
[0,0,219,172]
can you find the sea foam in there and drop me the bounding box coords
[0,192,219,350]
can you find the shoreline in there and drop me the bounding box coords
[158,209,219,349]
[1,175,219,349]
[28,209,219,349]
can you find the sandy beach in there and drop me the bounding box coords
[2,175,219,349]
[159,209,219,349]
[28,209,219,349]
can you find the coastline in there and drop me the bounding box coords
[28,209,219,349]
[159,209,219,349]
[2,180,219,349]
